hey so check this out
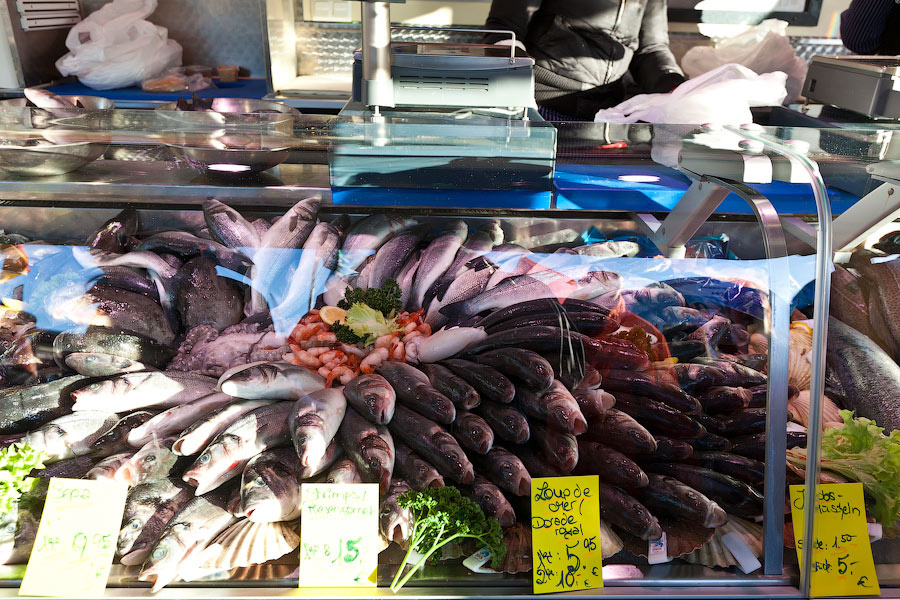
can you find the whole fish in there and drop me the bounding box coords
[693,413,725,435]
[718,408,767,436]
[344,374,396,424]
[90,410,155,456]
[698,386,753,414]
[827,317,900,432]
[664,277,766,320]
[690,432,731,452]
[530,420,578,473]
[218,361,325,400]
[388,404,473,485]
[136,230,249,272]
[337,407,395,493]
[830,264,872,339]
[574,440,648,489]
[637,473,727,528]
[483,310,619,337]
[571,386,615,421]
[427,220,503,304]
[118,478,193,565]
[0,374,87,434]
[376,361,455,424]
[52,327,174,368]
[516,380,587,435]
[71,371,218,412]
[673,363,727,393]
[612,391,705,440]
[407,326,488,364]
[30,455,96,479]
[476,402,530,444]
[600,369,700,414]
[423,257,496,328]
[289,387,347,470]
[472,348,554,392]
[86,452,134,480]
[325,457,362,484]
[72,247,177,282]
[474,297,613,332]
[369,229,422,290]
[482,244,532,291]
[64,352,151,377]
[596,482,661,541]
[451,410,494,455]
[175,257,243,331]
[418,363,480,409]
[395,250,421,311]
[24,87,75,109]
[409,220,468,311]
[23,410,118,463]
[138,486,237,592]
[336,214,419,276]
[465,475,515,527]
[584,408,656,455]
[87,207,139,253]
[172,399,273,456]
[730,431,807,461]
[119,436,186,486]
[182,402,293,495]
[393,440,444,490]
[636,436,694,461]
[127,393,233,448]
[691,358,766,388]
[646,463,763,518]
[441,359,514,404]
[686,452,765,489]
[380,479,413,543]
[470,446,531,496]
[240,448,303,522]
[202,199,260,255]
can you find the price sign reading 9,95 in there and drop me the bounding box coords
[19,478,128,598]
[789,483,880,597]
[531,475,602,594]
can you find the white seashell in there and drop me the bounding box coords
[683,516,762,568]
[788,390,842,429]
[196,520,300,571]
[600,520,623,559]
[788,323,813,391]
[748,332,768,355]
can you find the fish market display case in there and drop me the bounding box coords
[0,106,847,599]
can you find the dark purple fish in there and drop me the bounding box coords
[441,359,515,404]
[473,348,554,392]
[388,405,473,485]
[470,446,531,496]
[465,475,515,527]
[516,380,587,435]
[451,410,494,455]
[344,374,396,424]
[337,407,395,493]
[393,440,444,490]
[574,439,648,490]
[530,420,578,473]
[477,402,530,444]
[419,363,480,409]
[376,361,455,424]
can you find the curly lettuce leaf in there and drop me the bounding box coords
[0,443,44,515]
[343,302,402,347]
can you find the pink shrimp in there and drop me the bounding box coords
[360,347,389,374]
[292,349,322,369]
[326,366,356,387]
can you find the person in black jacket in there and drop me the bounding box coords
[485,0,685,120]
[840,0,900,55]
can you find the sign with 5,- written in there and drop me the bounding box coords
[19,478,128,598]
[531,475,603,594]
[789,482,880,597]
[298,483,379,587]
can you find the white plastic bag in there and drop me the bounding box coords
[681,19,807,102]
[594,64,787,125]
[55,0,182,90]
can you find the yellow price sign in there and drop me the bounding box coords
[19,478,127,598]
[789,482,880,597]
[298,483,378,588]
[531,475,603,594]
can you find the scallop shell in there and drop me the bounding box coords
[682,516,762,569]
[600,520,623,559]
[787,390,842,429]
[198,519,300,571]
[788,323,813,391]
[748,332,769,356]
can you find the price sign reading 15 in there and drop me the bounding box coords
[531,475,603,594]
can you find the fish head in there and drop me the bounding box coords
[218,362,273,396]
[70,379,116,406]
[240,461,299,522]
[26,423,70,460]
[379,501,412,543]
[139,532,188,593]
[64,352,142,377]
[90,412,153,455]
[121,441,176,486]
[182,435,242,495]
[291,414,327,469]
[117,509,150,555]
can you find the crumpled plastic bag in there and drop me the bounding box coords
[56,0,182,90]
[594,64,787,125]
[681,19,807,102]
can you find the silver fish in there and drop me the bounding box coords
[290,387,347,470]
[574,240,641,258]
[325,457,362,484]
[23,410,118,463]
[118,478,193,565]
[127,393,233,448]
[395,250,421,311]
[336,214,419,276]
[86,452,134,480]
[240,448,302,522]
[71,371,218,412]
[369,229,423,291]
[71,246,178,281]
[119,436,183,486]
[409,220,468,312]
[424,258,496,328]
[344,374,396,424]
[64,352,152,377]
[427,220,503,304]
[172,399,274,456]
[218,361,325,400]
[379,479,413,543]
[202,199,260,255]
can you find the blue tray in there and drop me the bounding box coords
[48,78,269,103]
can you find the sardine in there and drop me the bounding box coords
[240,448,302,522]
[127,393,233,448]
[465,475,515,527]
[376,361,455,424]
[409,220,468,312]
[23,410,118,463]
[53,327,174,368]
[344,374,396,424]
[90,410,155,456]
[388,404,473,485]
[612,391,705,439]
[87,207,139,253]
[418,363,480,409]
[71,371,218,412]
[172,399,273,456]
[596,482,662,541]
[637,473,727,528]
[574,440,648,489]
[0,374,87,434]
[530,420,578,472]
[441,358,514,404]
[86,452,134,480]
[473,348,554,392]
[516,380,587,435]
[218,361,325,400]
[451,410,494,455]
[119,436,186,486]
[64,352,151,377]
[176,257,244,331]
[337,406,395,493]
[470,446,531,496]
[476,402,530,444]
[202,199,260,254]
[380,479,413,543]
[646,463,763,518]
[584,408,656,455]
[290,387,347,470]
[325,457,362,484]
[393,440,444,490]
[118,478,193,565]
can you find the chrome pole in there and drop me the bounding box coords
[360,1,395,110]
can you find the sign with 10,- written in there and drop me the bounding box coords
[789,482,880,597]
[298,482,379,587]
[19,478,128,598]
[531,475,603,594]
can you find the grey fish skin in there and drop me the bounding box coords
[85,452,134,480]
[118,478,193,564]
[516,380,588,435]
[470,446,531,497]
[172,399,274,456]
[441,359,514,404]
[344,374,396,424]
[376,361,456,425]
[289,387,347,471]
[183,402,294,495]
[388,405,473,486]
[23,410,119,463]
[484,244,532,290]
[138,486,237,592]
[574,440,648,490]
[90,410,155,456]
[273,221,342,329]
[218,361,325,400]
[464,475,516,527]
[120,436,185,486]
[830,264,873,339]
[337,214,419,276]
[395,250,421,311]
[87,207,139,253]
[428,220,503,304]
[827,317,900,432]
[52,327,174,369]
[30,455,96,479]
[0,374,87,435]
[127,393,233,448]
[451,410,494,455]
[70,370,218,412]
[380,479,413,543]
[240,448,302,522]
[202,198,260,254]
[337,407,395,494]
[176,257,244,331]
[423,257,495,329]
[136,230,249,272]
[637,473,727,529]
[64,352,151,377]
[393,440,444,490]
[530,420,578,473]
[596,482,662,541]
[72,247,178,282]
[472,349,554,393]
[409,220,468,312]
[90,266,159,300]
[476,402,530,444]
[369,229,423,291]
[584,408,657,455]
[418,363,480,409]
[325,457,362,484]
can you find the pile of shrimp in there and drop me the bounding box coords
[286,309,432,387]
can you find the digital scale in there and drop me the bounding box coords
[803,55,900,120]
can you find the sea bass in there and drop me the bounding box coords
[117,478,193,565]
[289,387,347,471]
[337,407,395,493]
[240,448,304,522]
[71,371,217,412]
[218,361,325,399]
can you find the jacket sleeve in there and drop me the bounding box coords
[840,0,896,54]
[484,0,541,45]
[629,0,686,93]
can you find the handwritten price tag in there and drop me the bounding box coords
[19,478,127,598]
[789,483,880,597]
[531,475,602,594]
[299,483,378,588]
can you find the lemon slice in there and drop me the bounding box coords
[1,297,24,312]
[319,306,346,326]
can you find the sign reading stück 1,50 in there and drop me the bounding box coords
[531,475,603,594]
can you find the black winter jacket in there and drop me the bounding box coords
[485,0,685,119]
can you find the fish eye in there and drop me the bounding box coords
[129,519,142,530]
[198,453,210,464]
[85,356,97,364]
[89,383,101,390]
[151,547,167,559]
[296,436,307,446]
[253,476,264,487]
[5,525,14,534]
[143,454,156,463]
